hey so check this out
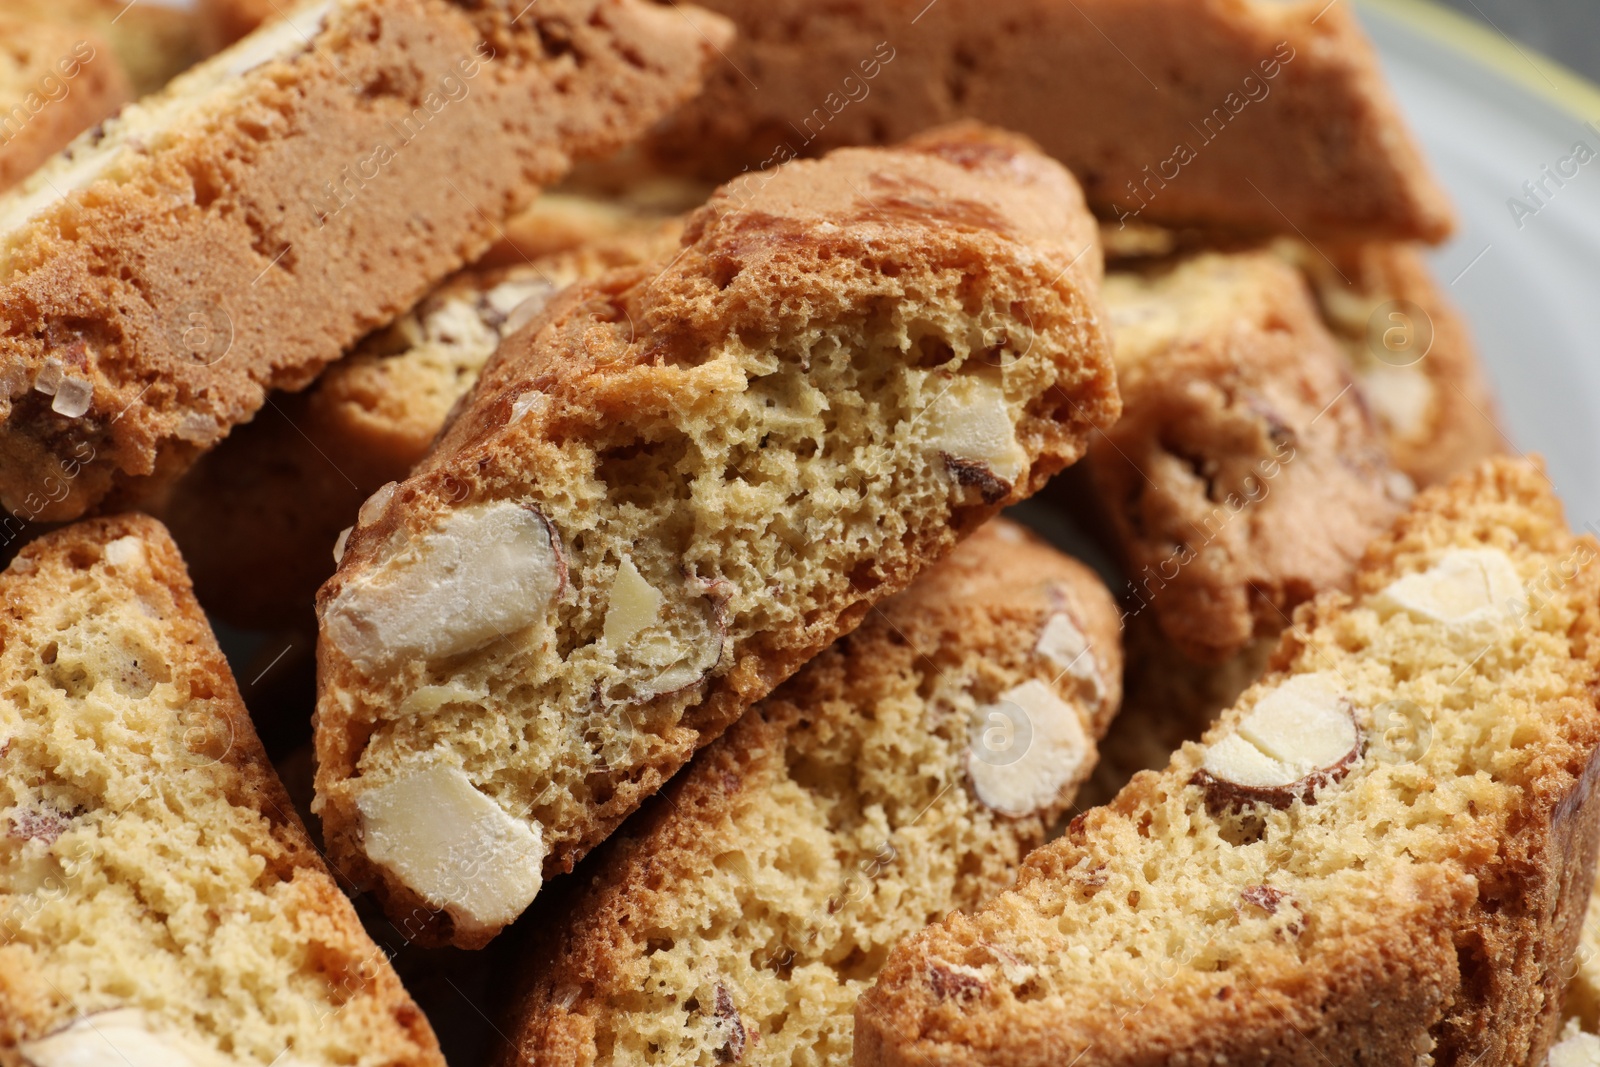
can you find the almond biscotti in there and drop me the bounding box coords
[312,125,1119,948]
[10,0,204,97]
[161,211,684,629]
[634,0,1452,242]
[859,458,1600,1067]
[1091,249,1411,663]
[0,0,730,523]
[0,20,128,194]
[500,519,1122,1067]
[1286,239,1505,488]
[0,515,445,1067]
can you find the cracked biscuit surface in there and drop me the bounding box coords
[313,124,1119,948]
[0,0,730,521]
[498,520,1122,1067]
[0,515,444,1067]
[858,458,1600,1067]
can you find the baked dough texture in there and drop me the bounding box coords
[7,0,204,98]
[312,125,1119,948]
[0,515,445,1067]
[1284,239,1505,489]
[858,457,1600,1067]
[633,0,1452,242]
[160,208,684,629]
[0,0,730,522]
[1092,250,1410,663]
[0,21,129,195]
[499,519,1122,1067]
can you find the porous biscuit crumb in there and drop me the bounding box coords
[0,515,444,1067]
[859,458,1600,1067]
[0,0,730,521]
[313,125,1119,947]
[500,520,1123,1067]
[159,210,685,629]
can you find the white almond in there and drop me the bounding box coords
[20,1010,236,1067]
[324,501,564,672]
[1199,672,1360,806]
[603,558,665,649]
[924,376,1028,486]
[1550,1029,1600,1067]
[968,680,1090,817]
[102,536,146,570]
[1377,548,1526,626]
[1035,612,1104,702]
[356,764,546,936]
[397,682,488,718]
[1357,363,1435,442]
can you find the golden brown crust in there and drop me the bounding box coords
[0,515,444,1066]
[313,125,1118,948]
[636,0,1452,242]
[1091,251,1409,663]
[499,521,1123,1067]
[157,214,684,630]
[0,23,129,195]
[858,458,1600,1067]
[0,0,731,522]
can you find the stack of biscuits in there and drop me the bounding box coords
[1,2,1596,1066]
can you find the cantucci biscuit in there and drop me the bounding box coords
[160,211,684,629]
[0,0,730,521]
[8,0,203,97]
[1285,239,1505,489]
[0,19,128,194]
[0,515,444,1067]
[859,458,1600,1067]
[1091,250,1410,663]
[637,0,1452,241]
[312,124,1119,947]
[498,520,1121,1067]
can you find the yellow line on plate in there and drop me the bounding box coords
[1360,0,1600,123]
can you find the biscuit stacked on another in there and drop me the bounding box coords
[160,212,686,629]
[312,124,1119,947]
[9,0,206,98]
[859,458,1600,1066]
[0,0,731,521]
[500,519,1122,1066]
[0,516,444,1067]
[1091,250,1412,663]
[0,19,128,194]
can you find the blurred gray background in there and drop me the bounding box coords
[1437,0,1600,81]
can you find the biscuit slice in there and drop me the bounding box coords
[859,458,1600,1067]
[0,0,731,522]
[1285,239,1505,489]
[499,519,1122,1067]
[312,125,1119,948]
[10,0,205,97]
[1091,250,1412,663]
[160,212,685,630]
[0,515,445,1067]
[633,0,1452,242]
[0,20,129,194]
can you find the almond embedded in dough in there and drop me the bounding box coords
[603,558,665,649]
[324,501,565,672]
[1198,672,1360,807]
[924,375,1028,487]
[19,1010,237,1067]
[968,680,1090,817]
[1377,548,1526,626]
[356,764,546,937]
